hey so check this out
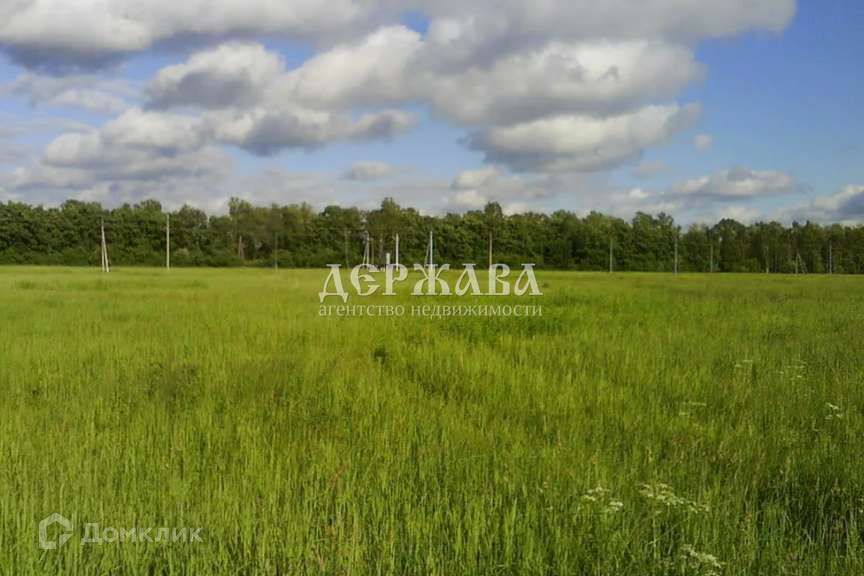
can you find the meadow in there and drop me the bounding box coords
[0,266,862,575]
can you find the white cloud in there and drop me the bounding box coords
[342,161,394,181]
[0,1,802,212]
[2,72,134,113]
[154,33,702,127]
[470,104,700,172]
[572,167,800,222]
[450,189,488,210]
[147,42,284,109]
[0,0,366,68]
[709,204,762,223]
[0,1,795,70]
[452,167,500,190]
[421,40,703,125]
[781,185,864,223]
[418,1,795,63]
[671,167,798,201]
[443,166,561,212]
[503,202,531,215]
[279,26,423,109]
[208,107,415,154]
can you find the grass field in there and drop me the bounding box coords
[0,266,862,575]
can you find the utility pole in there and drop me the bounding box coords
[674,234,679,275]
[609,237,614,273]
[100,218,110,273]
[379,235,384,267]
[488,231,493,269]
[395,233,400,267]
[425,230,434,270]
[165,214,170,271]
[344,229,349,268]
[709,243,714,273]
[361,231,371,268]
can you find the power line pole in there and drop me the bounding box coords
[395,233,400,267]
[609,237,614,273]
[709,243,714,273]
[379,235,384,266]
[488,231,493,269]
[100,218,110,273]
[674,234,679,275]
[425,230,434,270]
[165,214,170,271]
[344,229,349,268]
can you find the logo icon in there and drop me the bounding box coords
[38,513,73,550]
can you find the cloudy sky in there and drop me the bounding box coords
[0,0,861,223]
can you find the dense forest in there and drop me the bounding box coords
[1,198,863,273]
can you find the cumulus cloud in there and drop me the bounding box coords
[209,107,415,155]
[707,204,762,223]
[0,1,795,70]
[147,42,284,110]
[2,72,134,113]
[278,26,423,109]
[443,166,560,212]
[151,32,701,126]
[670,167,798,201]
[781,185,864,223]
[0,0,366,69]
[452,167,500,190]
[4,102,415,205]
[418,0,795,67]
[0,0,801,214]
[9,140,232,207]
[342,161,394,181]
[450,189,488,210]
[577,167,800,221]
[421,40,703,125]
[145,41,418,154]
[6,107,225,205]
[470,104,700,172]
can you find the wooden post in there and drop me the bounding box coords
[395,233,400,267]
[100,218,110,273]
[674,235,678,275]
[344,229,349,268]
[165,214,170,271]
[609,237,614,273]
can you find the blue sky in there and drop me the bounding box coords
[0,0,860,224]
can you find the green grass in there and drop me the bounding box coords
[0,266,862,574]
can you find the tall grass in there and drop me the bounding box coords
[0,267,862,574]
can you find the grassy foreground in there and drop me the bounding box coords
[0,267,862,575]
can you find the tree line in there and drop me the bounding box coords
[1,197,863,273]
